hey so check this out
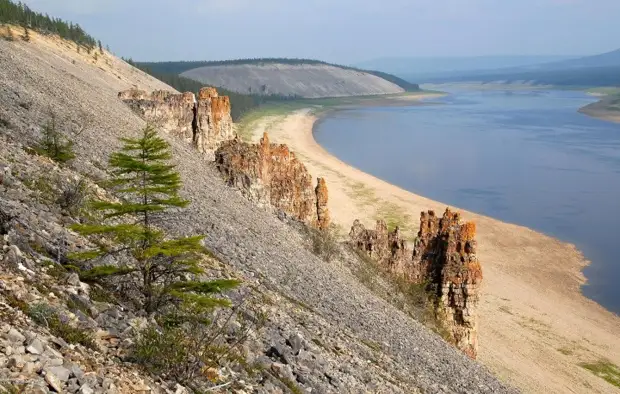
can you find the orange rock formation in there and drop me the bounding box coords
[215,133,330,229]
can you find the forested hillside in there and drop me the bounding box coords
[138,58,421,92]
[425,64,620,87]
[0,0,98,49]
[126,59,299,121]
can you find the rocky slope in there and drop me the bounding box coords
[0,28,515,393]
[181,63,405,98]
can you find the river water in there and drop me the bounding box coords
[314,88,620,314]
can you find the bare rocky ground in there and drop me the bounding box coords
[0,31,516,393]
[181,64,404,98]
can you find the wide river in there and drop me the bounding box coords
[314,88,620,314]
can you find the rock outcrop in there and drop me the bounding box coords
[215,132,330,229]
[118,87,234,154]
[349,208,483,358]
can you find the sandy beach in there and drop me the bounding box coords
[243,98,620,394]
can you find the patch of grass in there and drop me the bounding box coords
[0,384,21,394]
[278,292,316,314]
[311,338,325,349]
[89,286,116,304]
[308,224,340,263]
[557,347,573,356]
[235,102,308,141]
[66,296,92,317]
[498,305,514,315]
[275,376,303,394]
[22,175,57,203]
[580,360,620,388]
[3,293,29,314]
[361,338,381,352]
[345,181,379,207]
[27,302,96,349]
[375,201,413,235]
[45,263,68,280]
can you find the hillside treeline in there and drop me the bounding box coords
[126,59,299,121]
[138,59,421,92]
[0,0,98,49]
[428,65,620,88]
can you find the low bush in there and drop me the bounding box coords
[57,178,88,215]
[27,302,96,349]
[132,302,262,391]
[309,224,340,262]
[34,113,75,164]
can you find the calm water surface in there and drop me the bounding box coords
[314,88,620,314]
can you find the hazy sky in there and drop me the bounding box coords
[22,0,620,64]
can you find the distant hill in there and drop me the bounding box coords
[138,58,420,98]
[518,48,620,71]
[415,48,620,88]
[355,55,576,79]
[422,65,620,88]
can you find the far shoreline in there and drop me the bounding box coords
[239,91,620,394]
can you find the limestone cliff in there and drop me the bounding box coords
[215,133,330,229]
[118,87,234,154]
[349,208,482,358]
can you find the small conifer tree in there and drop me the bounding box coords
[35,113,75,163]
[21,26,30,41]
[71,125,239,313]
[98,39,103,54]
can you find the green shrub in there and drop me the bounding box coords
[309,225,340,262]
[57,178,89,215]
[27,302,96,349]
[580,360,620,388]
[34,113,75,164]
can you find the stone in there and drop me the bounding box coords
[66,272,81,287]
[7,355,25,370]
[22,361,37,374]
[5,328,25,344]
[69,363,84,380]
[349,208,483,358]
[287,333,304,356]
[349,219,409,276]
[47,365,71,382]
[314,178,330,230]
[195,88,235,153]
[215,133,329,228]
[45,371,63,393]
[118,87,235,154]
[78,384,94,394]
[411,209,483,358]
[27,338,45,355]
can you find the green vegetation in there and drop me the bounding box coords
[579,360,620,388]
[434,65,620,88]
[308,224,340,263]
[0,0,97,49]
[70,125,239,312]
[27,302,97,349]
[125,59,300,121]
[137,58,420,92]
[275,376,303,394]
[34,113,75,164]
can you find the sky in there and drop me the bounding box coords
[21,0,620,64]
